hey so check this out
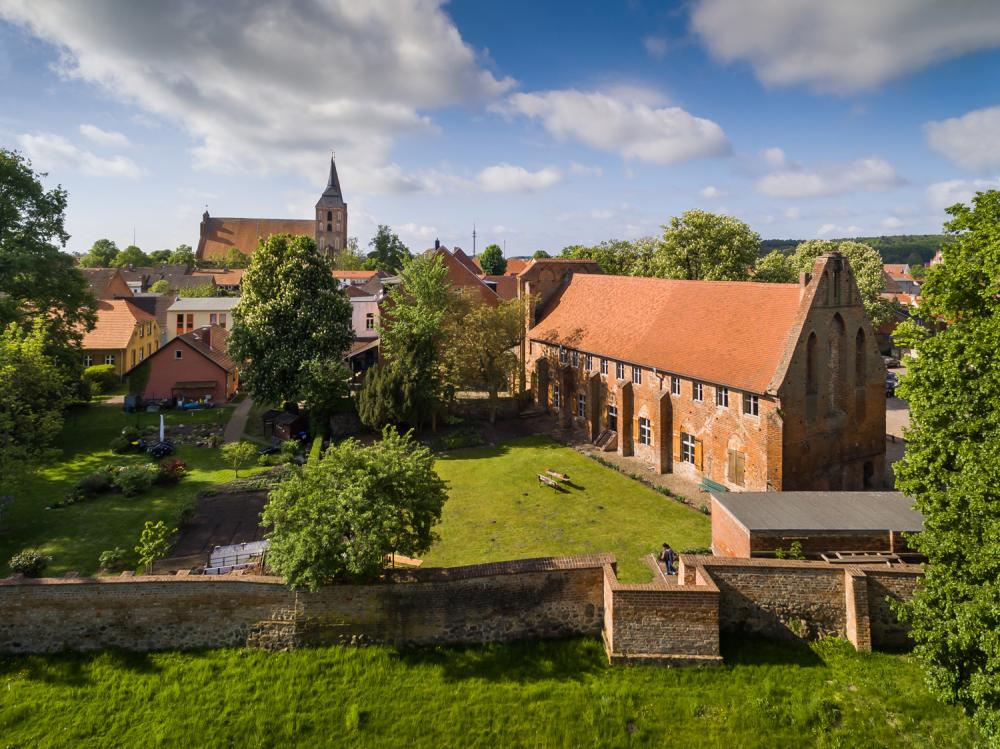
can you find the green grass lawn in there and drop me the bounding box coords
[0,403,257,576]
[0,637,975,748]
[424,436,711,582]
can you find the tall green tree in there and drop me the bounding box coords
[0,323,72,493]
[111,244,150,267]
[894,190,1000,743]
[790,239,890,325]
[561,238,657,277]
[299,358,351,436]
[148,249,172,264]
[332,237,365,270]
[0,149,96,373]
[228,234,353,406]
[79,238,119,267]
[263,427,447,590]
[753,250,798,283]
[655,210,760,281]
[479,243,507,275]
[365,224,410,273]
[453,297,526,423]
[532,249,551,259]
[222,246,249,268]
[169,244,195,267]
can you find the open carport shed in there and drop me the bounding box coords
[710,491,923,559]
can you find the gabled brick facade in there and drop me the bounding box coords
[528,253,886,491]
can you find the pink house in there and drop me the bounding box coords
[137,325,239,403]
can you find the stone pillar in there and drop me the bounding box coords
[654,390,672,474]
[843,567,872,652]
[534,357,549,409]
[588,371,602,442]
[617,381,634,457]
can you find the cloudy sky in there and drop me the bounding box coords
[2,0,999,256]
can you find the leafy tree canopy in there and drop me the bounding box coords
[753,249,798,284]
[228,233,353,405]
[222,246,249,268]
[532,249,551,259]
[263,427,447,590]
[893,189,1000,743]
[149,279,171,294]
[365,224,410,273]
[332,237,365,270]
[148,249,172,264]
[479,244,506,275]
[178,283,225,298]
[79,238,119,267]
[655,209,760,281]
[0,149,96,373]
[169,244,195,267]
[790,240,890,325]
[560,238,657,277]
[111,245,150,268]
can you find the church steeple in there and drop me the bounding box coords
[315,152,348,253]
[316,153,345,208]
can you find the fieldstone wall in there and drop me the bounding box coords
[864,568,922,649]
[0,555,610,655]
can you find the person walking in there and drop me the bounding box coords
[660,542,676,575]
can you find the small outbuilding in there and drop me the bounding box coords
[710,491,923,559]
[136,325,239,403]
[261,410,309,441]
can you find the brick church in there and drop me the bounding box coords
[195,156,348,261]
[527,253,887,492]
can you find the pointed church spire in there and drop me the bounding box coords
[316,151,345,208]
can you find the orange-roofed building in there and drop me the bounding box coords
[527,253,886,492]
[81,300,160,378]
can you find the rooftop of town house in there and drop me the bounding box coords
[81,299,156,350]
[167,297,241,312]
[528,273,804,394]
[333,270,378,280]
[173,325,237,373]
[79,267,132,297]
[192,268,244,286]
[711,491,923,533]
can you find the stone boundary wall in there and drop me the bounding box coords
[0,555,611,654]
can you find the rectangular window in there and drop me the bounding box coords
[219,313,227,327]
[728,449,746,487]
[632,366,642,385]
[105,354,115,366]
[174,349,182,359]
[585,354,593,371]
[176,313,184,335]
[607,404,618,431]
[576,392,586,418]
[131,350,136,367]
[681,432,696,463]
[83,355,93,367]
[716,386,729,408]
[138,324,143,339]
[600,359,608,375]
[553,384,560,408]
[743,393,759,417]
[693,382,704,402]
[365,313,375,330]
[138,348,144,362]
[209,313,218,325]
[186,314,194,333]
[559,348,567,365]
[615,362,625,380]
[638,417,652,445]
[571,350,579,367]
[671,376,681,396]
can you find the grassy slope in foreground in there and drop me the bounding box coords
[0,404,255,576]
[0,638,976,748]
[425,436,710,582]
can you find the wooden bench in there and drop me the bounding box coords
[699,477,728,493]
[538,474,561,489]
[545,469,570,482]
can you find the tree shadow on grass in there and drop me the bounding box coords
[720,634,827,668]
[390,637,606,683]
[0,649,161,687]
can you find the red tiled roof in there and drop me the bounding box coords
[333,270,378,280]
[451,247,481,275]
[528,274,804,394]
[504,258,531,275]
[81,300,155,350]
[178,326,237,372]
[483,274,518,300]
[192,268,244,286]
[197,217,314,260]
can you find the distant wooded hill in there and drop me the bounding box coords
[761,234,949,265]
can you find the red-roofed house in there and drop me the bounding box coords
[527,253,886,492]
[137,325,239,403]
[81,300,160,377]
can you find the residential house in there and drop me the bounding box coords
[191,268,244,294]
[128,294,178,346]
[527,253,886,492]
[882,264,921,296]
[166,297,240,341]
[138,325,239,402]
[425,242,501,305]
[333,269,380,288]
[79,267,133,300]
[81,299,160,377]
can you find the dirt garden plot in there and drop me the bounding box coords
[157,490,269,572]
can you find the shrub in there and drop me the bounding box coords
[112,464,158,497]
[281,439,301,462]
[157,457,187,485]
[9,549,50,576]
[98,547,128,572]
[135,520,174,573]
[76,468,115,495]
[82,363,118,396]
[111,426,141,454]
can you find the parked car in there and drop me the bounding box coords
[886,372,899,397]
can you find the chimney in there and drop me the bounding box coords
[799,272,811,300]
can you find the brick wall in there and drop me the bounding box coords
[864,569,922,649]
[0,555,610,655]
[710,496,751,557]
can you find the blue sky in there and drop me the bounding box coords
[1,0,999,257]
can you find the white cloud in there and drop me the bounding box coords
[756,156,901,198]
[783,206,800,220]
[690,0,1000,92]
[817,223,863,237]
[761,147,786,168]
[700,185,726,199]
[0,0,514,193]
[79,123,130,147]
[496,88,730,165]
[881,216,905,230]
[397,222,438,242]
[569,161,603,177]
[926,177,1000,212]
[476,163,562,192]
[643,36,668,59]
[17,132,140,177]
[925,106,1000,171]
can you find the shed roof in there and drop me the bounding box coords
[711,491,923,533]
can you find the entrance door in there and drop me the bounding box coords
[607,404,618,431]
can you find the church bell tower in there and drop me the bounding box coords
[315,153,347,253]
